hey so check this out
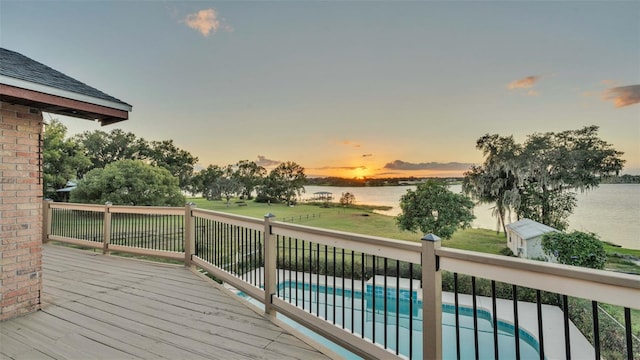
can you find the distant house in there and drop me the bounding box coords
[506,218,558,260]
[55,181,78,202]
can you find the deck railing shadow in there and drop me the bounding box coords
[43,200,639,360]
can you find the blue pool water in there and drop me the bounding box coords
[242,281,542,359]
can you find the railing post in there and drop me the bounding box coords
[184,202,196,268]
[422,233,442,360]
[263,213,276,316]
[103,202,112,255]
[42,199,52,243]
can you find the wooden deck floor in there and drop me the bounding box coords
[0,244,333,360]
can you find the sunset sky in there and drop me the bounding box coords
[1,1,638,178]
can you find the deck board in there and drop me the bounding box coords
[1,244,334,360]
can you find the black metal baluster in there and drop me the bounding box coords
[396,260,400,354]
[513,285,521,360]
[351,250,355,333]
[295,238,299,307]
[409,263,413,360]
[231,225,236,275]
[342,248,345,328]
[472,276,479,360]
[325,245,329,319]
[288,237,292,303]
[213,221,218,266]
[317,243,321,316]
[536,290,544,360]
[624,307,633,360]
[492,281,499,360]
[361,252,365,338]
[372,255,376,344]
[455,274,461,360]
[563,295,571,359]
[333,246,336,324]
[258,230,263,290]
[302,240,305,310]
[384,257,388,348]
[591,301,600,360]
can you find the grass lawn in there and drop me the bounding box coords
[189,197,509,254]
[190,197,510,259]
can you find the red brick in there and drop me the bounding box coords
[3,184,30,191]
[0,163,17,170]
[2,130,29,138]
[16,203,39,210]
[2,143,29,151]
[17,177,39,184]
[16,190,41,197]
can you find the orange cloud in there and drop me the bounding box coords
[508,75,542,90]
[184,9,232,37]
[342,140,361,149]
[603,85,640,108]
[256,155,281,167]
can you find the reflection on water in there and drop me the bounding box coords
[304,184,640,249]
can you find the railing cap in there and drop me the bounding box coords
[421,233,441,242]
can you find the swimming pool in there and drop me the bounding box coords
[242,281,542,359]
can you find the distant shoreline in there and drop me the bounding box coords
[305,175,640,187]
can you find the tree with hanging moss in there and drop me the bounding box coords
[464,126,624,231]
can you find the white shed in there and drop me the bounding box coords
[506,219,558,260]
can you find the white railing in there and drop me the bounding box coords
[44,200,640,360]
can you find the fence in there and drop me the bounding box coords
[43,200,639,360]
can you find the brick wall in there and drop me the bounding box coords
[0,101,43,321]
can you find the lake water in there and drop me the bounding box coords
[304,184,640,250]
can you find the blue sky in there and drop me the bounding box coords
[1,1,638,177]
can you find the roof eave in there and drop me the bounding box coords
[0,83,129,125]
[0,74,131,111]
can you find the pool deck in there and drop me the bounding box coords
[442,293,594,360]
[0,245,335,360]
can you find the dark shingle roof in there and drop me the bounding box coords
[0,48,130,107]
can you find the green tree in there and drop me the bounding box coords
[541,231,607,269]
[70,160,185,206]
[463,134,521,235]
[464,126,625,231]
[191,165,224,199]
[214,175,242,206]
[259,161,307,205]
[74,130,197,191]
[73,129,146,175]
[232,160,266,199]
[340,192,356,206]
[396,180,475,239]
[42,120,91,199]
[144,140,198,190]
